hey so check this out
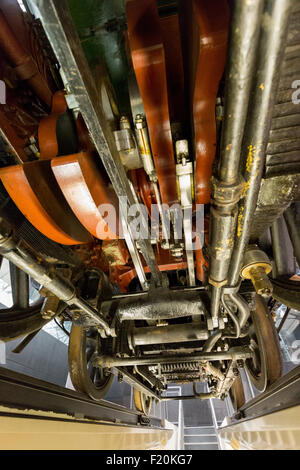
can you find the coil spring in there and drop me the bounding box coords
[161,362,199,373]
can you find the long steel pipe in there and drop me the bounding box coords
[284,203,300,267]
[209,0,264,319]
[97,347,253,368]
[228,0,293,286]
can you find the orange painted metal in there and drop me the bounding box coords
[51,152,119,240]
[110,246,187,292]
[126,0,178,206]
[160,14,185,126]
[0,160,91,245]
[192,0,229,205]
[38,91,67,159]
[0,7,53,107]
[181,0,229,281]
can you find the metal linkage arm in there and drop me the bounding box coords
[0,222,114,337]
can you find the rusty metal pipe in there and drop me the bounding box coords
[209,0,264,320]
[228,0,293,286]
[96,347,253,368]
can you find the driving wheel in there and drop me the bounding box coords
[245,294,282,392]
[68,324,113,401]
[229,375,245,411]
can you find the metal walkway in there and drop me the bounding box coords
[0,366,163,428]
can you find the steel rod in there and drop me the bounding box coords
[130,322,209,347]
[209,0,264,319]
[228,0,292,286]
[97,348,253,368]
[284,204,300,267]
[0,228,113,336]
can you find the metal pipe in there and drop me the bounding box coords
[203,330,222,352]
[129,322,209,348]
[203,363,224,382]
[221,295,241,338]
[135,114,170,247]
[0,228,113,336]
[284,204,300,267]
[228,293,250,330]
[101,288,208,323]
[96,347,253,368]
[209,0,264,319]
[161,394,215,401]
[271,215,296,277]
[228,0,292,286]
[219,0,264,184]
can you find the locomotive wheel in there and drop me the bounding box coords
[68,324,113,401]
[229,375,245,411]
[245,294,282,392]
[133,389,153,416]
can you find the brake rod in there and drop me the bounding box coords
[96,347,253,368]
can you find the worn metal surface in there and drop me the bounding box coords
[208,0,263,317]
[102,288,209,323]
[232,364,300,422]
[271,215,297,277]
[0,228,113,336]
[126,0,178,206]
[129,322,209,348]
[284,203,300,267]
[265,1,300,179]
[52,152,119,240]
[228,0,293,286]
[31,0,162,289]
[97,348,253,368]
[250,173,300,239]
[191,0,229,205]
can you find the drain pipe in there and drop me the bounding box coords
[209,0,264,323]
[228,0,293,287]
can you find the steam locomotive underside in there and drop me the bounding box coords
[0,0,299,414]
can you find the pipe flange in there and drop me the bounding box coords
[211,176,245,207]
[209,277,227,288]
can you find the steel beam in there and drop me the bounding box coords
[0,367,162,427]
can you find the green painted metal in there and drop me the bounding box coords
[67,0,129,114]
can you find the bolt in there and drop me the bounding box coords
[248,266,273,297]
